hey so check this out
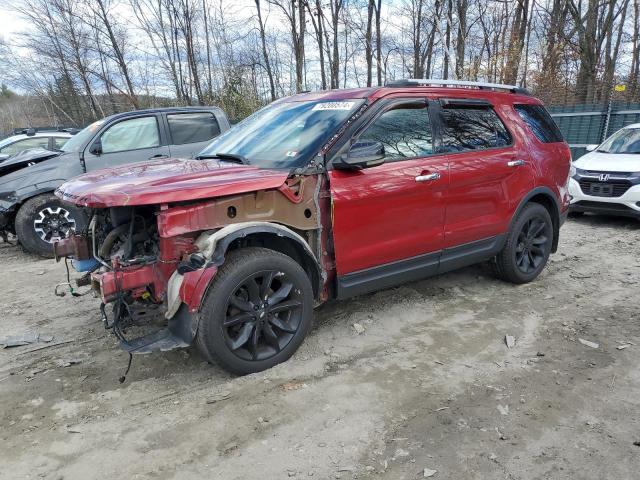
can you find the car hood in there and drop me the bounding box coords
[56,157,290,208]
[574,151,640,173]
[0,148,62,175]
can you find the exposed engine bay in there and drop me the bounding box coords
[56,206,192,358]
[91,206,160,269]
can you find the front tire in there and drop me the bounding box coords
[14,193,88,258]
[494,203,553,284]
[195,247,314,375]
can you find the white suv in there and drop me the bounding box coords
[569,124,640,219]
[0,129,75,162]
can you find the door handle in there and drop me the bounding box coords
[149,154,169,160]
[415,172,441,182]
[507,159,526,167]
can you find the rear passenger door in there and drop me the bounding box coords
[165,112,222,158]
[434,99,534,249]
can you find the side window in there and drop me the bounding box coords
[101,116,160,154]
[440,106,511,153]
[52,136,69,149]
[514,104,564,143]
[357,103,433,161]
[0,137,50,154]
[167,112,221,145]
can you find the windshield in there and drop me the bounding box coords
[598,127,640,154]
[61,120,105,153]
[198,99,365,169]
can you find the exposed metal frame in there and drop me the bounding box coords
[385,78,531,95]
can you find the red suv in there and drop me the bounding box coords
[54,80,571,375]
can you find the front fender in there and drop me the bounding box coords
[165,222,321,320]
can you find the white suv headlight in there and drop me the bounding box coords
[569,164,576,177]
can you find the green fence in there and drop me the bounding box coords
[548,102,640,159]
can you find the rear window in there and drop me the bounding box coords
[514,104,563,143]
[440,106,511,153]
[167,112,221,145]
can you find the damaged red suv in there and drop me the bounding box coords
[54,80,570,375]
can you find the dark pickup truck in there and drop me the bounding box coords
[0,106,229,256]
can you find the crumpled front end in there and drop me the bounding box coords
[53,206,211,355]
[53,174,328,363]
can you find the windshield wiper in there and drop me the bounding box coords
[196,152,249,165]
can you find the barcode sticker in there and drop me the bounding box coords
[312,102,356,111]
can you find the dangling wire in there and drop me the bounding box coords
[119,353,133,384]
[55,258,91,297]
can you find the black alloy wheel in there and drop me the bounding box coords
[515,216,550,274]
[196,247,313,375]
[494,202,553,284]
[223,269,303,361]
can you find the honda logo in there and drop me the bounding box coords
[599,173,610,181]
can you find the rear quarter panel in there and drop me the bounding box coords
[510,102,571,213]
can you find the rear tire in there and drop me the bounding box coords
[494,203,553,284]
[14,193,88,258]
[195,247,314,375]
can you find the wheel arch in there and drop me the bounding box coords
[512,187,561,253]
[2,188,57,229]
[201,222,322,299]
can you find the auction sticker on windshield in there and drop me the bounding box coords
[312,102,356,111]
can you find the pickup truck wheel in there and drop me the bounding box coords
[196,247,313,375]
[14,194,88,258]
[494,203,553,284]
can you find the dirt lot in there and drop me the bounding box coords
[1,214,640,480]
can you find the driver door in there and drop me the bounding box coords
[329,99,449,297]
[84,115,170,170]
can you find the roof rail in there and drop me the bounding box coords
[385,79,531,95]
[11,126,81,136]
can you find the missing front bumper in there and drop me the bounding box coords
[102,302,197,355]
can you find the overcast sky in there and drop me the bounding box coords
[0,2,28,45]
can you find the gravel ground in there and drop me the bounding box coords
[1,214,640,480]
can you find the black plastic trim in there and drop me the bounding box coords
[570,201,640,218]
[438,235,506,274]
[337,251,440,299]
[336,235,506,299]
[439,98,492,108]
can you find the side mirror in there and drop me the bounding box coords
[336,141,385,170]
[89,139,102,156]
[585,144,599,152]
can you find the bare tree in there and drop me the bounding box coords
[255,0,277,100]
[268,0,306,92]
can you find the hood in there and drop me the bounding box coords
[574,150,640,173]
[56,157,290,208]
[0,148,61,176]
